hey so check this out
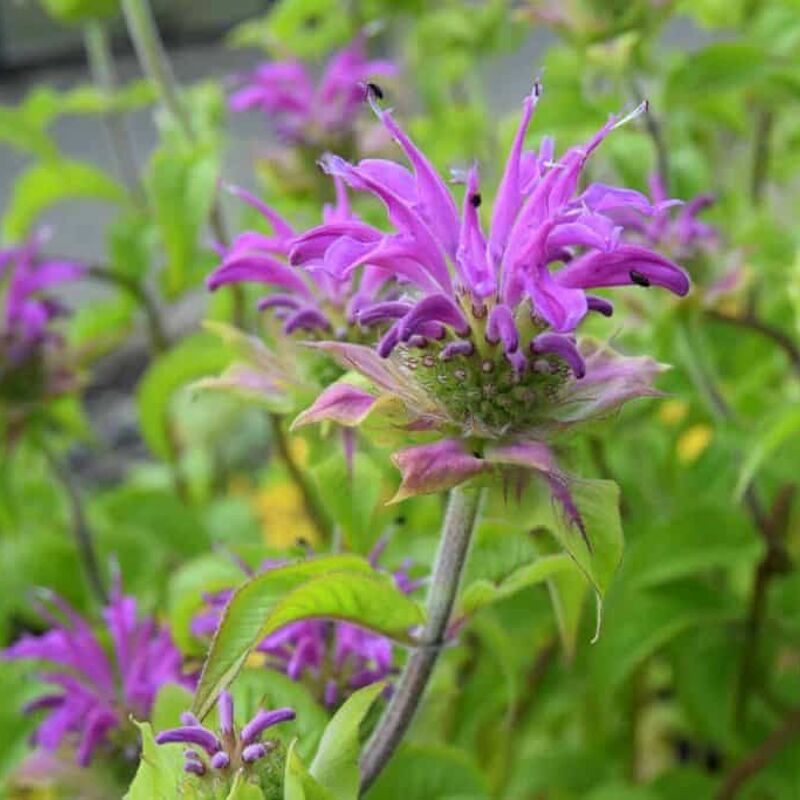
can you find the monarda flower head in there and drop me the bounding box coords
[155,690,294,791]
[290,85,690,527]
[2,582,191,766]
[0,230,83,425]
[191,542,422,707]
[229,35,397,149]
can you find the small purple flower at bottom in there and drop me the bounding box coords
[156,692,294,778]
[1,581,191,766]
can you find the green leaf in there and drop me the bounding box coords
[666,43,768,102]
[311,451,383,552]
[2,159,125,240]
[458,553,573,617]
[230,0,352,58]
[547,558,590,660]
[285,741,337,800]
[310,683,384,800]
[124,721,190,800]
[193,556,423,718]
[590,580,740,696]
[367,744,489,800]
[226,772,265,800]
[622,506,760,590]
[736,404,800,499]
[526,479,623,599]
[150,683,194,732]
[136,332,229,460]
[146,144,219,298]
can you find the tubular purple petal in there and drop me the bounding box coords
[486,304,519,354]
[242,743,268,763]
[210,751,231,770]
[184,760,206,776]
[399,294,470,341]
[440,340,474,360]
[282,307,332,335]
[155,726,221,755]
[532,333,586,378]
[218,691,234,735]
[240,708,296,745]
[586,296,614,317]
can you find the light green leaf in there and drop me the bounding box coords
[193,557,423,718]
[124,721,189,800]
[285,741,337,800]
[736,404,800,499]
[458,553,573,617]
[3,159,125,240]
[146,144,219,298]
[310,683,384,800]
[150,683,194,733]
[136,332,229,460]
[226,772,265,800]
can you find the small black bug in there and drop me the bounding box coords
[366,82,384,101]
[629,269,651,287]
[469,192,482,208]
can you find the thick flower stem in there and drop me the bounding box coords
[359,485,485,793]
[40,442,107,605]
[83,20,145,206]
[121,0,246,327]
[268,413,333,544]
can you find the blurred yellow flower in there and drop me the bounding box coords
[658,399,689,426]
[676,424,713,464]
[252,477,319,548]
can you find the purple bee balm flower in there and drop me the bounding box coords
[156,691,293,779]
[1,582,191,766]
[207,179,394,340]
[290,85,690,532]
[613,172,717,260]
[0,229,83,365]
[229,35,398,147]
[191,545,423,707]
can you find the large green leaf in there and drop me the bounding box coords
[525,479,624,600]
[136,332,229,460]
[622,506,761,590]
[193,557,423,718]
[310,683,384,800]
[285,741,337,800]
[3,159,125,240]
[366,744,489,800]
[590,580,740,696]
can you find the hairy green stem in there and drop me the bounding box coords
[269,413,333,544]
[83,20,145,205]
[121,0,245,326]
[40,442,107,605]
[360,485,485,793]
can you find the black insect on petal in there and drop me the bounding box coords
[469,192,482,208]
[366,82,384,101]
[629,269,651,288]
